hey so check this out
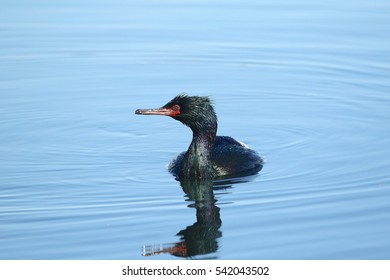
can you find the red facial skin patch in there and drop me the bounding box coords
[169,105,181,117]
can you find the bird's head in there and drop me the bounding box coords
[135,94,217,132]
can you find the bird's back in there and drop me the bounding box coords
[211,136,263,178]
[169,136,263,179]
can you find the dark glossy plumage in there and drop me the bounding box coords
[135,94,263,180]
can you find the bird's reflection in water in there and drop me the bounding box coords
[177,179,222,257]
[143,179,221,258]
[143,176,257,258]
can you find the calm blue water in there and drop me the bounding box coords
[1,0,390,259]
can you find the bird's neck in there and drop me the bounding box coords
[179,125,217,179]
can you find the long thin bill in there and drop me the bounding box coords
[135,108,172,116]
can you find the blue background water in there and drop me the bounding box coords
[1,0,390,259]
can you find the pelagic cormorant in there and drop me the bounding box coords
[135,94,263,180]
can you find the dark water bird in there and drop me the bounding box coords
[135,94,263,180]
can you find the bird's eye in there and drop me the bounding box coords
[171,105,180,111]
